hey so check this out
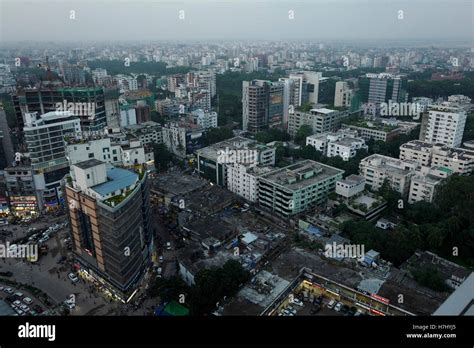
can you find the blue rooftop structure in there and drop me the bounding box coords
[92,167,139,197]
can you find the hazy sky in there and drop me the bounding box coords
[0,0,473,42]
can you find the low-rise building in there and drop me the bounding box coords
[400,140,474,175]
[288,108,350,137]
[359,154,418,197]
[306,129,367,161]
[196,136,275,186]
[335,175,365,198]
[258,160,344,218]
[408,166,453,204]
[341,120,401,142]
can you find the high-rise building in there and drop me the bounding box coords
[334,81,353,108]
[419,101,468,147]
[359,73,407,104]
[242,80,284,133]
[13,86,107,134]
[24,111,82,210]
[65,159,152,300]
[0,106,14,169]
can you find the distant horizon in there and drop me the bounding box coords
[1,0,472,42]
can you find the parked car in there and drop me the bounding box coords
[4,287,14,294]
[13,300,21,306]
[23,297,33,305]
[334,302,343,312]
[292,298,304,307]
[327,299,336,309]
[166,242,172,251]
[68,273,79,283]
[14,291,23,298]
[159,256,164,263]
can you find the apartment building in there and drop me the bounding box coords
[65,159,152,300]
[419,101,468,147]
[258,160,344,218]
[196,136,276,186]
[306,129,367,161]
[334,81,353,108]
[335,175,366,199]
[66,136,147,167]
[359,154,418,197]
[400,140,474,175]
[341,120,401,142]
[288,108,350,137]
[408,166,453,204]
[242,80,284,133]
[162,121,205,158]
[226,163,272,203]
[23,111,82,210]
[190,109,218,129]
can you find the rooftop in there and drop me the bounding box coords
[92,167,139,197]
[74,158,104,170]
[196,136,272,161]
[259,160,344,191]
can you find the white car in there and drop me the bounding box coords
[166,242,172,251]
[23,297,33,305]
[334,302,343,312]
[68,273,79,283]
[14,291,23,298]
[64,300,75,310]
[327,299,336,309]
[4,287,14,294]
[13,300,21,306]
[159,256,164,263]
[292,298,304,307]
[20,304,28,311]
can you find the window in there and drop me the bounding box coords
[87,174,90,179]
[88,153,94,158]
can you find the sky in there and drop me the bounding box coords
[0,0,473,42]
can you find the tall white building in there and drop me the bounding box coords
[420,102,468,147]
[334,81,353,108]
[226,163,271,202]
[23,111,82,210]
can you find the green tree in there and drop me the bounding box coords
[294,125,313,146]
[153,143,173,171]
